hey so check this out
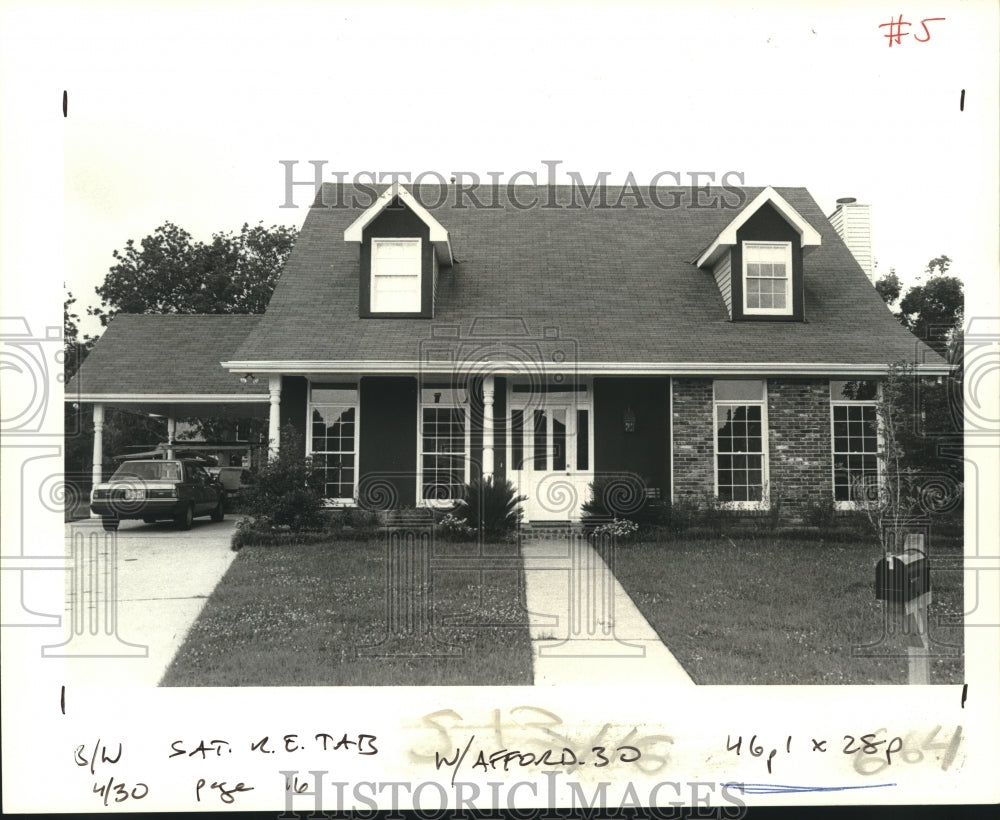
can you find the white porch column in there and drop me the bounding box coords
[268,375,282,459]
[91,403,105,486]
[482,375,495,481]
[166,413,176,459]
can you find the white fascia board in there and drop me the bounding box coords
[695,186,823,268]
[221,360,953,377]
[343,182,454,266]
[70,394,269,403]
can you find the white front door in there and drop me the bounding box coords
[508,382,593,521]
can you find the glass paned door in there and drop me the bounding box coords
[509,383,592,521]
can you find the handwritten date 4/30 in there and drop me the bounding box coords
[92,777,148,807]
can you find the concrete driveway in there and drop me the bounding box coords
[56,517,238,686]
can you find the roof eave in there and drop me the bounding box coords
[220,360,954,377]
[695,185,822,269]
[343,182,454,266]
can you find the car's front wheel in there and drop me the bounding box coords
[102,516,119,532]
[174,503,194,531]
[211,495,225,523]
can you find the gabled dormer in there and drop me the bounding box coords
[344,183,454,318]
[695,186,821,322]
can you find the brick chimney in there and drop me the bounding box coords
[829,197,874,283]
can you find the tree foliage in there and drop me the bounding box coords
[63,291,93,382]
[874,256,963,357]
[898,276,963,356]
[874,270,901,306]
[89,221,297,326]
[866,255,964,543]
[66,221,295,486]
[855,362,963,551]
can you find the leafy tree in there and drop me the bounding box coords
[66,222,295,496]
[854,361,963,550]
[898,272,963,356]
[874,256,962,356]
[63,291,93,382]
[89,221,297,326]
[871,257,963,479]
[874,269,901,306]
[64,292,99,489]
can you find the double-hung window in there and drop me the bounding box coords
[309,382,358,502]
[371,238,421,313]
[743,241,792,315]
[714,379,768,506]
[830,380,880,507]
[420,383,468,502]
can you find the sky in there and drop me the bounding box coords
[2,0,997,341]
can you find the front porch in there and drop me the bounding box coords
[67,315,882,524]
[268,373,671,521]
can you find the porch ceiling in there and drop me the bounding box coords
[74,397,270,419]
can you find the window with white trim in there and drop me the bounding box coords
[714,379,768,505]
[830,380,880,507]
[371,238,421,313]
[420,383,468,502]
[309,382,358,502]
[743,241,792,315]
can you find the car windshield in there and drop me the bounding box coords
[110,461,181,481]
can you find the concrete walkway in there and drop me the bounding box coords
[521,531,694,685]
[53,517,238,686]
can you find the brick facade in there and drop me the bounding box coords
[671,376,835,521]
[670,378,716,501]
[766,378,833,521]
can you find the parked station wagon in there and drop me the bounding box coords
[90,459,225,531]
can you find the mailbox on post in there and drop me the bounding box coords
[875,548,930,604]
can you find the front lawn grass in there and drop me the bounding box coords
[160,539,533,686]
[611,535,964,685]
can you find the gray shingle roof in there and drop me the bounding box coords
[69,314,268,396]
[230,184,944,369]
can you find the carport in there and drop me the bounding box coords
[66,315,272,486]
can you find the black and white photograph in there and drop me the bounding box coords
[1,0,997,814]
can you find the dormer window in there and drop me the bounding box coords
[743,241,792,315]
[344,182,454,319]
[371,238,421,313]
[695,186,820,322]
